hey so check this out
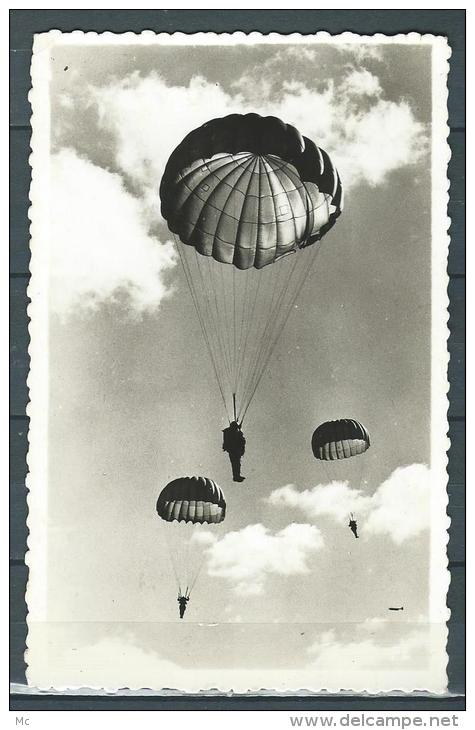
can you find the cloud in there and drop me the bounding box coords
[360,616,389,633]
[268,480,369,522]
[197,523,324,595]
[90,73,243,198]
[190,530,217,547]
[340,68,382,97]
[49,149,176,317]
[364,464,430,543]
[26,619,447,692]
[336,43,384,63]
[84,63,427,196]
[50,53,427,316]
[307,626,429,671]
[267,464,430,544]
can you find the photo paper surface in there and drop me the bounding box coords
[26,31,451,694]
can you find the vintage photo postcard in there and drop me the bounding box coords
[26,31,451,694]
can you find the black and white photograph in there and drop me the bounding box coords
[25,31,451,693]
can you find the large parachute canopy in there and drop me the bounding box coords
[160,113,343,422]
[160,113,343,270]
[311,419,370,461]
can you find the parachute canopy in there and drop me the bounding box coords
[312,419,370,461]
[156,476,226,524]
[160,113,343,270]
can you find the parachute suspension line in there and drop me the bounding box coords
[258,241,324,381]
[200,252,234,392]
[188,550,207,595]
[234,268,261,418]
[237,255,294,422]
[196,249,236,404]
[236,261,287,424]
[240,242,325,424]
[195,251,227,384]
[233,268,254,417]
[174,235,230,419]
[169,549,181,593]
[234,266,251,395]
[163,525,184,594]
[233,392,237,423]
[232,266,237,393]
[321,458,331,486]
[163,522,212,599]
[220,263,235,386]
[239,255,298,421]
[238,250,293,422]
[236,273,270,418]
[356,451,366,491]
[239,257,301,423]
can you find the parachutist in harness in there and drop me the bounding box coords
[222,421,246,482]
[348,513,358,539]
[178,591,190,619]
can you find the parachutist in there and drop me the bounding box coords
[349,513,359,538]
[178,593,189,619]
[222,421,246,482]
[156,477,226,599]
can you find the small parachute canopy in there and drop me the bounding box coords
[156,476,226,524]
[312,419,370,461]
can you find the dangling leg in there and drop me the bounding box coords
[231,454,244,481]
[229,453,240,481]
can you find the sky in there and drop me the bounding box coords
[28,37,447,691]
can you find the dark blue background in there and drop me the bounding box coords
[9,9,465,712]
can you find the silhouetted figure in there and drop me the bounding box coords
[348,513,358,538]
[178,594,189,619]
[222,421,246,482]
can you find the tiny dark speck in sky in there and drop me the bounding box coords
[64,66,69,71]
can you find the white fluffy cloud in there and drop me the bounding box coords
[340,68,382,97]
[364,464,431,543]
[268,479,369,522]
[267,464,430,544]
[49,149,176,317]
[89,65,427,197]
[50,57,427,316]
[196,523,324,595]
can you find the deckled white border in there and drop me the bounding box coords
[25,30,451,695]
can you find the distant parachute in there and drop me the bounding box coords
[312,419,370,461]
[312,420,371,517]
[160,113,343,423]
[157,476,226,524]
[156,476,226,602]
[348,512,359,539]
